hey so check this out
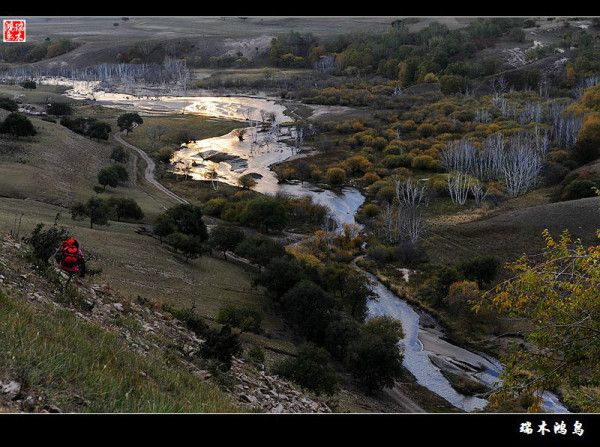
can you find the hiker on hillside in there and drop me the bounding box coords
[54,238,86,278]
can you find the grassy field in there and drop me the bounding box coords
[0,289,239,412]
[0,82,298,359]
[424,195,600,265]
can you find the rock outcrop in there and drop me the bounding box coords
[0,235,330,414]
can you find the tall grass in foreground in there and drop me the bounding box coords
[0,290,240,413]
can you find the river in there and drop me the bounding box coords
[41,76,567,413]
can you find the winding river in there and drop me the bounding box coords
[39,76,567,413]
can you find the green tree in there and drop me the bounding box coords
[208,225,245,258]
[110,146,130,163]
[256,256,306,299]
[165,232,205,262]
[321,263,373,321]
[234,236,286,270]
[153,215,176,243]
[238,174,257,190]
[107,197,144,222]
[458,256,500,287]
[0,96,18,112]
[345,316,403,392]
[46,102,72,116]
[274,343,339,395]
[0,113,36,138]
[98,167,120,190]
[280,279,336,343]
[87,121,111,140]
[162,204,208,240]
[323,316,361,361]
[117,112,143,134]
[71,197,111,229]
[239,196,288,233]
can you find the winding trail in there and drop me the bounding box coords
[112,131,189,205]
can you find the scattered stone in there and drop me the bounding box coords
[1,381,22,400]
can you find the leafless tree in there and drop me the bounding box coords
[448,171,471,205]
[470,181,489,206]
[379,177,428,246]
[548,102,582,148]
[502,138,543,197]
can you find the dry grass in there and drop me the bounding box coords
[0,289,240,412]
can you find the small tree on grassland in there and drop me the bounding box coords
[110,146,130,163]
[117,112,143,134]
[165,232,205,262]
[107,197,144,222]
[0,113,36,138]
[71,197,111,229]
[238,174,257,190]
[208,225,245,258]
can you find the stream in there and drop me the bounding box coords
[38,76,567,413]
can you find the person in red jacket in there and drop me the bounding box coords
[55,238,86,278]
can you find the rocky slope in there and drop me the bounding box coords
[0,234,330,413]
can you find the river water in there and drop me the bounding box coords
[41,76,567,413]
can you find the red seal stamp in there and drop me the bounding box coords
[3,19,26,43]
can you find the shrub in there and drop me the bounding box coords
[19,80,36,89]
[411,155,439,171]
[25,223,70,266]
[447,280,480,309]
[359,203,381,218]
[202,197,228,217]
[157,147,175,163]
[46,103,72,116]
[110,146,130,163]
[200,325,242,370]
[0,113,36,137]
[326,167,347,187]
[560,179,599,201]
[417,123,435,137]
[458,256,500,286]
[0,96,18,112]
[217,304,263,334]
[274,343,338,395]
[246,345,265,366]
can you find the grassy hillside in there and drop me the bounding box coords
[0,289,239,412]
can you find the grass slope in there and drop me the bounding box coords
[0,289,239,412]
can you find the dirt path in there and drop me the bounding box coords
[112,132,189,205]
